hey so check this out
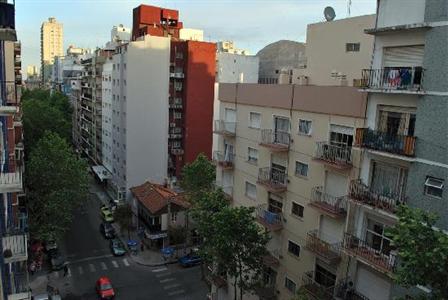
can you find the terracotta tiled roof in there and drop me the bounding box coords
[130,181,190,214]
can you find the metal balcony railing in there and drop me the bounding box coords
[306,230,341,264]
[263,247,281,268]
[342,233,397,273]
[361,67,424,91]
[214,120,236,136]
[257,167,287,193]
[314,142,352,168]
[302,271,335,300]
[0,157,23,193]
[255,204,283,231]
[169,98,183,109]
[3,82,17,104]
[5,272,30,297]
[310,186,347,218]
[334,281,370,300]
[2,231,27,263]
[213,151,234,169]
[260,129,290,150]
[355,128,416,157]
[349,179,406,214]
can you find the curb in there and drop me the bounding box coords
[130,255,178,267]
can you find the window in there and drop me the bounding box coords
[298,119,312,135]
[291,202,304,218]
[365,218,392,255]
[288,240,301,257]
[284,277,296,294]
[171,212,177,222]
[249,112,261,129]
[295,161,308,177]
[424,177,444,198]
[346,43,360,52]
[245,182,256,200]
[247,147,258,164]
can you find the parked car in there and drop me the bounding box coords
[49,250,67,271]
[96,276,115,299]
[178,252,202,267]
[100,222,116,239]
[110,239,126,256]
[101,206,114,223]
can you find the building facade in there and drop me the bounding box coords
[0,1,28,299]
[40,17,63,84]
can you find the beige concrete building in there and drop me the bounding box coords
[41,17,63,83]
[213,83,367,300]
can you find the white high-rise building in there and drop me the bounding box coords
[41,17,63,83]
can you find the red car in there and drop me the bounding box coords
[96,276,115,299]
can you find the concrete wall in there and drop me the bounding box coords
[305,15,375,86]
[101,59,113,173]
[125,36,171,190]
[377,0,426,27]
[216,52,259,83]
[179,28,204,41]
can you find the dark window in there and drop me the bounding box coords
[291,202,304,218]
[288,241,300,257]
[346,43,360,52]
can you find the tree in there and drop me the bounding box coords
[26,132,89,241]
[181,153,216,194]
[212,206,269,300]
[113,204,134,239]
[387,205,448,299]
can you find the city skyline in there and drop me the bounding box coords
[17,0,376,76]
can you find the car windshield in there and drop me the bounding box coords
[100,283,113,290]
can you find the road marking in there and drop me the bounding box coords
[159,278,175,283]
[152,267,168,273]
[89,264,96,272]
[100,262,107,270]
[78,266,83,275]
[168,290,185,296]
[122,258,130,266]
[163,284,181,290]
[155,272,172,278]
[111,260,119,268]
[68,254,113,264]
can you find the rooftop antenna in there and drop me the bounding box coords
[324,6,336,21]
[347,0,352,17]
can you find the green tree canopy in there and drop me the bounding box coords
[181,153,216,194]
[387,205,448,299]
[26,132,88,241]
[113,204,134,239]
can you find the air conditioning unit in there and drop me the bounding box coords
[169,123,176,128]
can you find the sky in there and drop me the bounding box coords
[16,0,377,74]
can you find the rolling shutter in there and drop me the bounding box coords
[356,266,391,300]
[383,45,424,67]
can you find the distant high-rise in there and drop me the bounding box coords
[41,17,63,83]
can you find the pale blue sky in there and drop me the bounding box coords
[16,0,376,73]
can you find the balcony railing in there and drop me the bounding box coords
[355,128,416,157]
[263,245,282,268]
[213,151,234,169]
[5,272,30,298]
[302,271,335,300]
[309,186,347,218]
[349,179,406,214]
[334,281,370,300]
[342,233,397,273]
[306,230,341,265]
[214,120,236,136]
[361,67,424,92]
[257,167,287,193]
[256,204,283,231]
[3,82,17,104]
[169,98,183,109]
[260,129,290,151]
[2,232,27,263]
[314,142,352,169]
[0,158,23,193]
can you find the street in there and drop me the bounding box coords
[50,180,208,299]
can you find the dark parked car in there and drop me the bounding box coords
[49,250,67,271]
[178,253,202,267]
[100,222,116,239]
[109,239,126,256]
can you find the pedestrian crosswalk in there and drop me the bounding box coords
[50,258,131,278]
[152,267,186,298]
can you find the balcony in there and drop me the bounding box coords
[255,204,283,231]
[2,232,27,263]
[334,281,370,300]
[0,158,23,193]
[213,151,234,170]
[4,82,17,104]
[213,120,236,136]
[306,230,341,265]
[349,179,406,214]
[169,98,183,109]
[361,67,424,93]
[355,128,416,157]
[215,181,233,200]
[171,148,184,155]
[259,129,290,151]
[257,167,287,193]
[342,233,397,274]
[309,186,347,218]
[263,247,282,268]
[5,272,30,300]
[170,72,184,79]
[314,142,352,169]
[302,271,335,300]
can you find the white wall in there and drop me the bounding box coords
[102,59,113,173]
[216,52,259,84]
[125,35,171,192]
[179,28,204,41]
[377,0,426,28]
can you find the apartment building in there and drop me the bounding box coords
[0,1,28,299]
[40,17,63,84]
[102,5,215,203]
[346,0,448,299]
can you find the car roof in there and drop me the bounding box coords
[98,276,111,284]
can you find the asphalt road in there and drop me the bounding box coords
[53,181,208,300]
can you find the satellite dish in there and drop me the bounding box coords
[324,6,336,21]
